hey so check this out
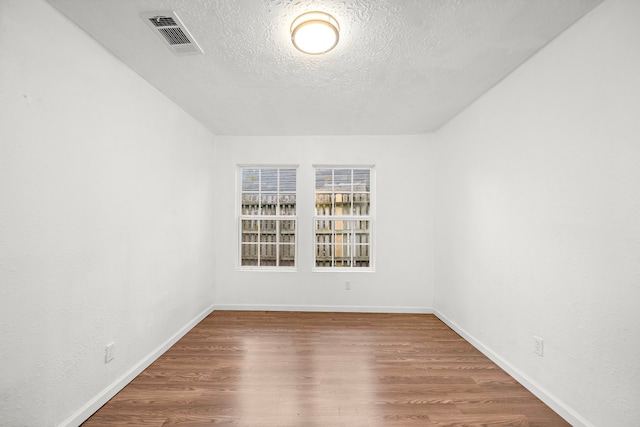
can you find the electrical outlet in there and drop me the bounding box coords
[105,342,115,363]
[534,336,544,357]
[345,281,351,290]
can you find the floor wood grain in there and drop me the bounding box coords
[83,311,569,426]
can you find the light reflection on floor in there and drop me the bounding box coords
[238,329,376,426]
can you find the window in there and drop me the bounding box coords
[239,167,297,268]
[314,167,373,269]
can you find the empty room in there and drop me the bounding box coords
[1,0,639,426]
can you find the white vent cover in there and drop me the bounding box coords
[141,11,203,55]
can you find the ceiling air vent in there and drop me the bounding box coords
[141,11,203,56]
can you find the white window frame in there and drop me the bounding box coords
[313,166,375,272]
[237,165,298,271]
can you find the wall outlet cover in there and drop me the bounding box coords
[105,342,115,363]
[534,336,544,357]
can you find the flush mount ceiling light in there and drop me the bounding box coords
[290,11,340,55]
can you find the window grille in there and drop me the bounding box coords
[239,167,297,268]
[314,167,373,269]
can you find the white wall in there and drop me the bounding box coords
[3,0,636,425]
[214,135,434,312]
[0,1,217,425]
[433,0,640,425]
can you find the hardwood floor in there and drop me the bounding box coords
[83,311,569,426]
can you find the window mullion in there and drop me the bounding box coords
[256,218,261,266]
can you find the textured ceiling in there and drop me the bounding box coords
[47,0,602,135]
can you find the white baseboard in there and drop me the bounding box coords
[62,305,585,426]
[214,304,434,314]
[434,310,593,427]
[58,304,215,427]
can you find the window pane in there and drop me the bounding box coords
[334,169,351,191]
[316,169,333,192]
[353,169,370,191]
[353,193,370,216]
[241,255,258,266]
[279,244,295,266]
[279,169,296,192]
[242,193,259,215]
[279,220,296,240]
[241,219,258,233]
[241,212,258,265]
[334,258,351,268]
[242,240,258,261]
[279,194,296,215]
[261,169,277,191]
[260,193,277,215]
[242,169,259,191]
[315,193,334,216]
[335,193,352,216]
[355,259,370,268]
[315,219,334,233]
[260,220,276,234]
[260,243,277,265]
[315,220,333,236]
[315,241,333,266]
[334,229,349,260]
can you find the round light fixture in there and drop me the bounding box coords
[290,11,340,55]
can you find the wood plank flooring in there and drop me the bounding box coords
[83,311,569,426]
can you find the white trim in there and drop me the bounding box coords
[236,266,298,273]
[312,164,376,169]
[214,304,433,314]
[57,304,215,427]
[238,163,300,168]
[434,310,594,427]
[57,304,593,427]
[311,267,375,273]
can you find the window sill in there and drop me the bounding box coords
[237,267,298,273]
[312,268,375,273]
